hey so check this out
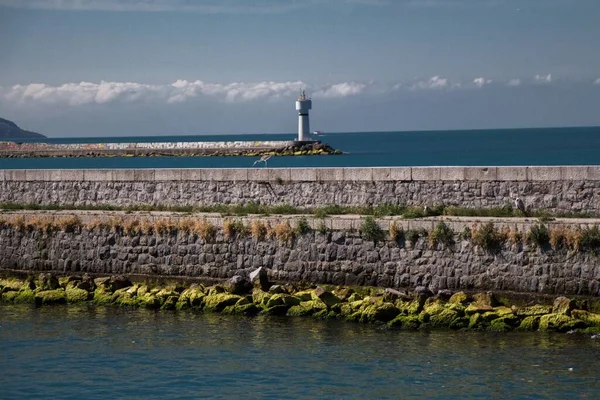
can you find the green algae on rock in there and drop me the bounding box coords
[2,272,600,334]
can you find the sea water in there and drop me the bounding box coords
[1,305,600,399]
[1,126,600,169]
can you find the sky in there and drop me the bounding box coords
[1,0,600,137]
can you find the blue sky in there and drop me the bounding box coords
[1,0,599,137]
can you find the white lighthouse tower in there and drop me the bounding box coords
[295,90,312,141]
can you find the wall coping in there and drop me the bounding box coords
[1,166,599,182]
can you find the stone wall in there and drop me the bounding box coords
[1,166,600,214]
[2,212,599,296]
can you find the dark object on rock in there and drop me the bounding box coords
[436,290,453,301]
[109,275,132,291]
[314,286,341,307]
[224,275,252,295]
[414,286,433,299]
[268,284,287,294]
[249,267,270,291]
[76,273,96,291]
[38,272,60,291]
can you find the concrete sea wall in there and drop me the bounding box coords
[1,212,599,297]
[1,166,600,214]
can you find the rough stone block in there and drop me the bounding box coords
[134,169,156,181]
[496,167,527,181]
[390,168,411,181]
[561,166,589,181]
[440,167,465,181]
[155,169,182,181]
[527,167,562,181]
[316,168,344,182]
[247,168,270,181]
[60,170,84,181]
[9,170,27,181]
[372,168,392,181]
[344,168,373,181]
[412,167,441,181]
[464,167,498,181]
[269,168,291,183]
[0,170,4,181]
[588,166,600,181]
[84,170,113,181]
[25,170,45,181]
[201,169,226,181]
[112,170,136,181]
[219,168,248,181]
[289,168,316,182]
[406,220,435,231]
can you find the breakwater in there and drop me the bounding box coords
[1,211,599,297]
[1,166,599,214]
[0,140,339,158]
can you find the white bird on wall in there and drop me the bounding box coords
[514,197,526,214]
[253,155,272,167]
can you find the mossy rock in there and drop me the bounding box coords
[13,289,36,304]
[35,289,67,306]
[1,290,20,303]
[448,291,469,305]
[515,305,552,317]
[177,287,206,310]
[207,285,226,296]
[571,310,600,327]
[552,297,574,316]
[423,300,446,316]
[360,302,400,323]
[293,290,314,302]
[333,287,355,301]
[287,300,326,317]
[347,292,363,302]
[223,303,260,316]
[468,313,487,330]
[93,287,114,305]
[517,316,541,331]
[0,278,25,291]
[488,318,513,332]
[397,299,424,315]
[66,287,91,303]
[287,304,313,317]
[388,315,421,330]
[429,309,467,330]
[313,309,338,319]
[262,304,291,316]
[252,288,271,307]
[265,293,301,309]
[539,313,588,332]
[161,295,179,311]
[204,293,243,312]
[138,292,161,309]
[465,303,494,315]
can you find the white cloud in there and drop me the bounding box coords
[410,76,448,90]
[594,78,600,85]
[473,77,492,88]
[313,82,366,98]
[1,79,308,106]
[534,73,552,83]
[507,78,521,87]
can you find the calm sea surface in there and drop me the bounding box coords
[1,126,600,169]
[1,305,600,399]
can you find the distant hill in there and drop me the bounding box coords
[0,117,46,139]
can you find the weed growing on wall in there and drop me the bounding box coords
[360,216,384,242]
[273,221,295,243]
[251,220,268,240]
[527,224,550,247]
[429,222,455,248]
[194,219,216,241]
[471,222,506,251]
[389,221,404,242]
[296,217,311,235]
[405,228,428,244]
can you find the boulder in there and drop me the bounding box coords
[552,297,574,316]
[38,273,60,291]
[415,286,433,299]
[448,291,469,304]
[334,287,356,301]
[436,290,453,301]
[224,275,252,295]
[515,305,552,317]
[360,302,400,323]
[76,273,96,292]
[472,292,499,307]
[249,267,270,291]
[204,293,243,312]
[65,287,91,303]
[313,286,341,308]
[268,285,287,294]
[109,275,133,291]
[35,289,67,306]
[539,313,587,332]
[384,288,411,302]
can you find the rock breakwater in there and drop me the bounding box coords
[2,272,599,333]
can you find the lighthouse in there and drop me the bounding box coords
[295,90,312,141]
